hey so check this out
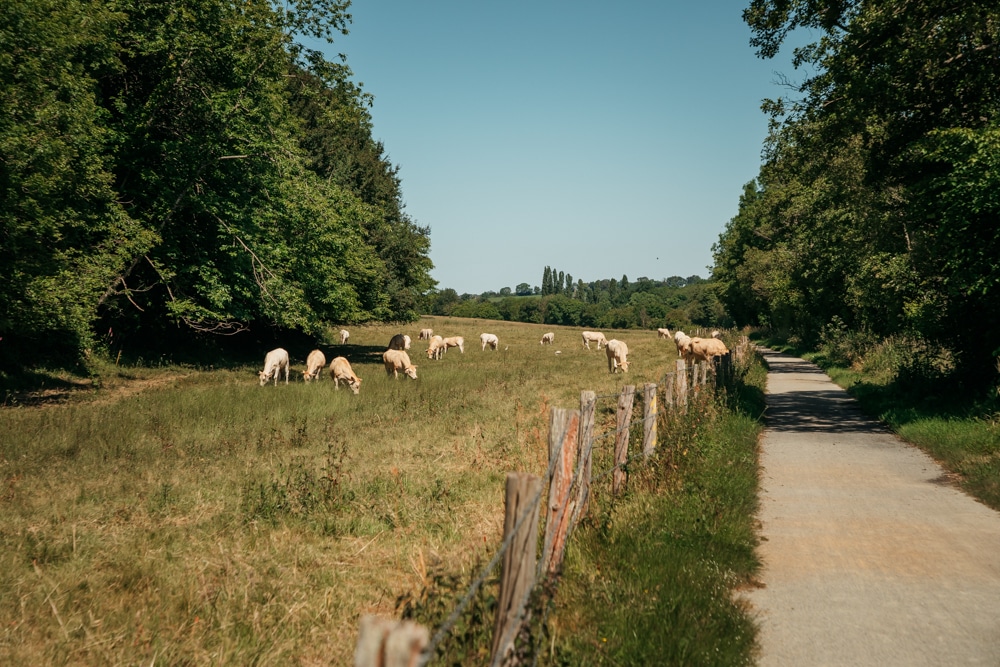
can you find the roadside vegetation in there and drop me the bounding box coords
[543,345,767,666]
[0,318,761,665]
[761,330,1000,512]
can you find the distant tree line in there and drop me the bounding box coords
[1,0,434,369]
[422,271,730,331]
[713,1,1000,387]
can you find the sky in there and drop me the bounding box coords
[312,2,808,295]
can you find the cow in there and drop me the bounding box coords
[418,328,433,340]
[480,333,499,351]
[329,356,362,394]
[388,333,407,350]
[441,336,464,354]
[383,349,418,380]
[403,334,412,350]
[339,329,350,345]
[426,335,445,360]
[684,337,729,363]
[657,328,672,339]
[605,339,630,374]
[540,332,555,345]
[259,348,290,386]
[674,331,691,358]
[711,330,721,339]
[581,331,607,350]
[302,349,326,382]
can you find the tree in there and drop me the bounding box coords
[542,266,552,295]
[515,282,532,296]
[723,0,1000,381]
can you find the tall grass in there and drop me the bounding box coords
[541,351,766,665]
[2,317,725,665]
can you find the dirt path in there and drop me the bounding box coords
[746,349,1000,666]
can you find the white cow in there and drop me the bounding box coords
[426,335,445,360]
[657,328,672,339]
[581,331,607,350]
[480,333,499,351]
[685,337,729,363]
[258,347,290,386]
[403,334,412,350]
[605,339,630,374]
[383,349,418,380]
[540,332,555,345]
[302,349,327,382]
[711,330,721,339]
[339,329,350,345]
[674,331,691,358]
[441,336,464,354]
[329,356,362,394]
[418,328,434,340]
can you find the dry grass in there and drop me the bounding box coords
[0,317,690,665]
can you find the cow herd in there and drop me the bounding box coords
[258,326,729,391]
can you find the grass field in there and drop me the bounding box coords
[1,317,757,665]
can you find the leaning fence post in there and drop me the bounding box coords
[613,385,636,496]
[490,473,542,667]
[665,372,674,410]
[355,616,429,667]
[540,408,579,577]
[571,391,596,528]
[642,383,657,458]
[676,360,688,412]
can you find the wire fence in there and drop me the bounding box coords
[355,338,754,667]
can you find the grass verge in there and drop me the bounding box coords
[540,350,767,665]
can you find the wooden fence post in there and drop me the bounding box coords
[664,372,674,409]
[613,385,635,496]
[355,616,429,667]
[571,391,596,528]
[700,361,709,388]
[676,360,688,412]
[540,408,579,577]
[491,473,542,667]
[642,383,657,458]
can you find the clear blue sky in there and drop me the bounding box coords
[314,2,806,295]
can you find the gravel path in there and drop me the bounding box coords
[746,349,1000,666]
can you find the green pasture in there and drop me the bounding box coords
[0,318,761,664]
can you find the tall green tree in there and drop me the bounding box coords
[717,0,1000,380]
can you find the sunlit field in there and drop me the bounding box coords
[0,317,706,665]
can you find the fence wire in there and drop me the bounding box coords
[408,345,750,665]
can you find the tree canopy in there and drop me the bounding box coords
[715,0,1000,384]
[0,0,433,368]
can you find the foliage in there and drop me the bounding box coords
[715,1,1000,386]
[0,0,433,370]
[425,274,732,332]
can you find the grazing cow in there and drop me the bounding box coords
[581,331,607,350]
[540,332,555,345]
[442,336,464,353]
[403,334,412,350]
[302,349,327,382]
[383,349,418,380]
[685,337,729,363]
[388,333,407,350]
[674,331,691,358]
[480,333,499,351]
[329,356,362,394]
[259,348,290,386]
[657,328,672,339]
[711,330,721,339]
[426,335,445,360]
[605,339,630,374]
[418,328,433,340]
[339,329,350,345]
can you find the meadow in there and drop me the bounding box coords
[0,317,753,665]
